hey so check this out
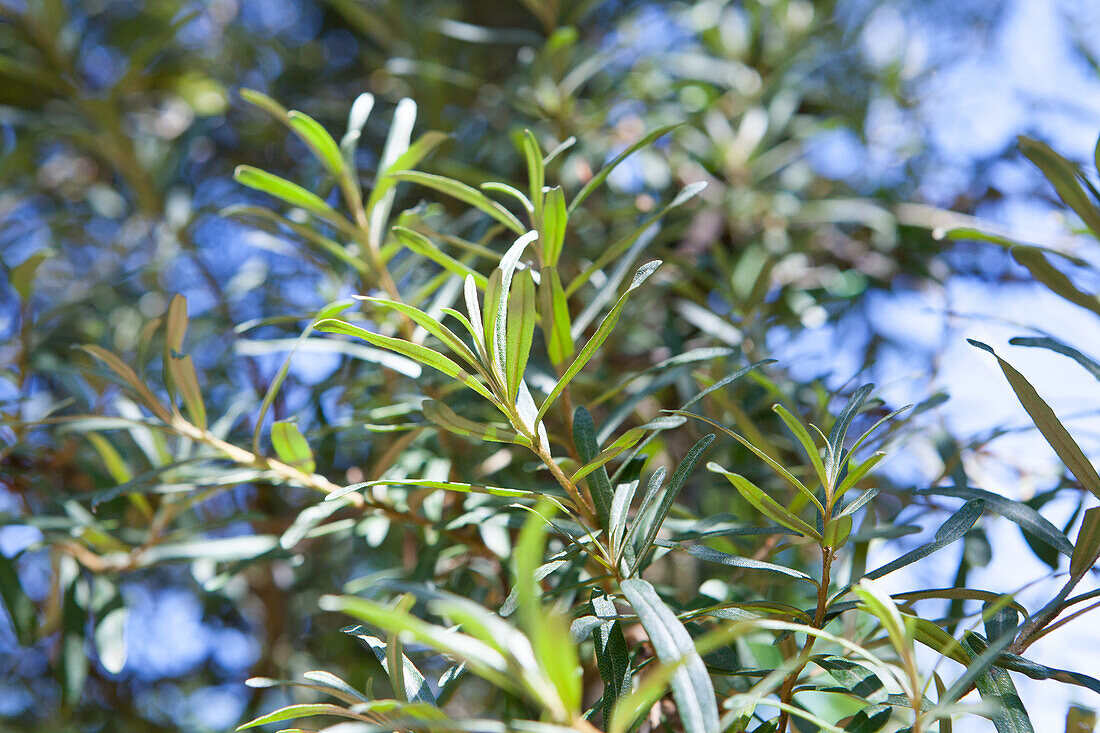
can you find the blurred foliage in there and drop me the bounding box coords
[2,1,1100,732]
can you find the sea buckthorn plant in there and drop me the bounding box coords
[10,88,1100,733]
[5,3,1100,733]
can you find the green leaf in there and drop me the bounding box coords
[969,340,1100,502]
[834,451,886,502]
[327,478,555,503]
[566,180,706,296]
[827,384,874,486]
[669,410,825,516]
[515,502,582,719]
[166,353,206,429]
[590,591,631,725]
[772,403,829,490]
[541,186,567,266]
[319,594,517,696]
[813,654,886,703]
[340,91,374,163]
[342,625,436,704]
[1009,336,1100,382]
[657,540,811,581]
[236,703,369,730]
[572,425,647,485]
[1010,247,1100,318]
[82,345,171,422]
[287,110,347,180]
[252,300,353,454]
[365,131,451,215]
[494,231,539,381]
[392,226,488,288]
[915,487,1073,557]
[392,170,526,234]
[94,607,128,675]
[315,318,499,405]
[358,295,483,372]
[619,578,719,733]
[539,266,574,366]
[572,407,615,528]
[482,181,534,216]
[961,635,1034,733]
[535,260,661,428]
[707,463,822,541]
[423,400,529,447]
[505,269,537,402]
[843,706,892,732]
[630,434,715,572]
[0,550,35,645]
[569,123,679,214]
[1071,506,1100,578]
[270,421,315,474]
[11,248,53,301]
[233,165,347,227]
[522,129,545,217]
[864,500,984,580]
[1019,135,1100,238]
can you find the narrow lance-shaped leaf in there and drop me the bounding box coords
[422,400,529,447]
[569,123,679,214]
[864,500,984,581]
[494,231,539,382]
[827,384,874,487]
[1019,135,1100,239]
[707,463,823,542]
[961,634,1034,733]
[541,186,567,266]
[82,345,171,422]
[535,261,661,428]
[631,434,715,573]
[572,407,615,529]
[505,269,537,402]
[392,170,526,234]
[522,129,545,219]
[591,591,631,725]
[1009,336,1100,382]
[1011,247,1100,318]
[915,486,1073,557]
[271,420,315,474]
[539,266,574,366]
[233,165,347,228]
[392,226,488,288]
[286,110,348,182]
[340,91,374,163]
[969,340,1100,502]
[315,318,500,406]
[773,403,829,490]
[1071,506,1100,578]
[369,97,416,250]
[357,294,483,372]
[342,625,436,705]
[619,578,719,733]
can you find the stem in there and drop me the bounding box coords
[776,546,834,733]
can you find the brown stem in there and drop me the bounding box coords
[776,547,834,733]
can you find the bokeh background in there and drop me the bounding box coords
[3,0,1100,730]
